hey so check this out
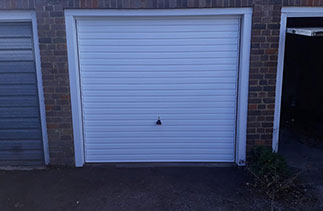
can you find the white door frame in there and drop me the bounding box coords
[0,11,50,165]
[273,7,323,152]
[65,8,252,167]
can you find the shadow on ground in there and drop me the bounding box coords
[280,128,323,209]
[0,166,252,211]
[0,163,320,211]
[0,166,271,211]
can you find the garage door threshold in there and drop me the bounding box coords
[85,163,235,168]
[0,166,46,171]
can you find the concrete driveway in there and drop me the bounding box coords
[0,165,319,211]
[279,128,323,209]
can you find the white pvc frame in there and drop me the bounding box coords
[0,11,50,164]
[65,8,252,167]
[273,7,323,152]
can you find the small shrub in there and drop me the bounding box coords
[248,147,304,201]
[250,146,290,187]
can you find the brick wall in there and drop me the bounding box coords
[1,0,323,165]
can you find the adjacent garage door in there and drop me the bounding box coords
[0,22,44,166]
[77,16,241,162]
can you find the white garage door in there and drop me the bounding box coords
[77,15,241,163]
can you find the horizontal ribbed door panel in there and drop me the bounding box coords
[77,16,241,162]
[0,22,44,166]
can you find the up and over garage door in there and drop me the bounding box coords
[76,15,241,163]
[0,22,44,166]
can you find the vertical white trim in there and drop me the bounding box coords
[235,13,252,166]
[65,8,253,167]
[31,12,50,165]
[0,11,50,165]
[273,7,323,153]
[273,13,287,152]
[65,13,85,167]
